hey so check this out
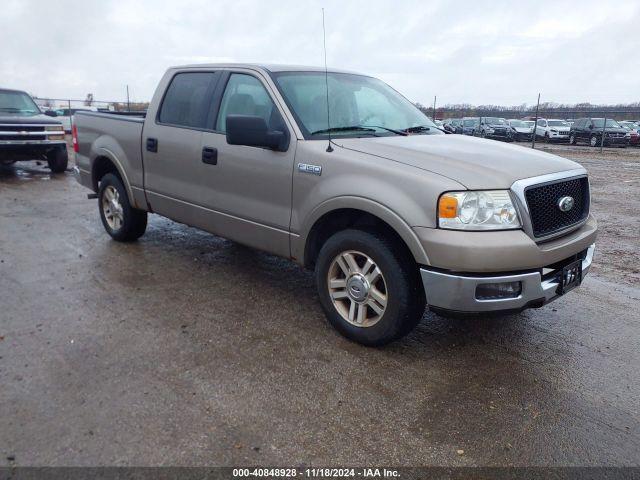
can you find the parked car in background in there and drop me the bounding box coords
[619,121,639,146]
[535,118,570,142]
[443,118,463,134]
[569,118,630,147]
[72,63,597,346]
[52,106,100,132]
[476,117,513,142]
[433,119,444,129]
[507,119,534,142]
[0,88,68,172]
[462,117,479,136]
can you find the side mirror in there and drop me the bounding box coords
[589,124,594,129]
[226,115,288,152]
[44,110,58,117]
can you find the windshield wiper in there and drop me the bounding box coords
[402,125,431,133]
[311,126,378,135]
[360,125,407,136]
[311,125,408,136]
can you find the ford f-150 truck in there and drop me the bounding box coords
[74,64,597,346]
[0,88,68,172]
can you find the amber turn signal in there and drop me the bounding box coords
[438,194,458,219]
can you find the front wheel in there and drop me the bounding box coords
[315,229,426,346]
[590,135,599,147]
[569,134,576,145]
[98,173,147,241]
[46,146,68,173]
[544,132,550,143]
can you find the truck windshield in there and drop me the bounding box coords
[0,90,41,115]
[272,72,438,138]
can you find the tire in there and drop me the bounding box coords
[46,146,68,173]
[98,173,147,242]
[480,130,486,138]
[590,135,599,147]
[315,229,426,347]
[569,134,576,145]
[544,132,550,143]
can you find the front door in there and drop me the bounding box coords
[198,71,296,258]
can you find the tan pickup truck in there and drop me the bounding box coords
[73,64,597,346]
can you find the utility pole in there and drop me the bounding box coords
[532,93,540,149]
[433,95,437,121]
[600,116,606,153]
[126,85,131,111]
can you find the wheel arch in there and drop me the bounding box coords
[296,197,430,269]
[91,150,136,206]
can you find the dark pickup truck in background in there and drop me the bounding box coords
[0,88,68,172]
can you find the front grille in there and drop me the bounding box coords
[0,124,46,141]
[525,177,589,238]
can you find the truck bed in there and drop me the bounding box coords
[74,111,146,208]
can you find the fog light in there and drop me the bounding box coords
[475,281,522,300]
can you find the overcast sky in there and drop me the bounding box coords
[2,0,639,107]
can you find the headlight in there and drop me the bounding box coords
[46,125,65,140]
[438,190,521,230]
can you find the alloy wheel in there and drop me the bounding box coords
[327,250,388,327]
[101,185,124,230]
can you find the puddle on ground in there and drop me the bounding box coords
[0,161,56,182]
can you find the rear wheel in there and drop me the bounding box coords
[46,146,68,173]
[98,173,147,241]
[315,229,425,346]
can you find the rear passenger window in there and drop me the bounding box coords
[158,72,216,129]
[216,74,284,132]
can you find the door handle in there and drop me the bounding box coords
[146,137,158,152]
[202,147,217,165]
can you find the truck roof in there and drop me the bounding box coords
[171,63,364,75]
[0,87,30,94]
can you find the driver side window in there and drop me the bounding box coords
[216,73,284,133]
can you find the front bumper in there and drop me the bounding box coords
[514,132,533,141]
[420,244,595,313]
[548,132,570,141]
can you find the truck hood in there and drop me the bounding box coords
[513,127,533,133]
[0,112,61,125]
[336,134,582,189]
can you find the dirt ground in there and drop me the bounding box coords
[0,141,638,467]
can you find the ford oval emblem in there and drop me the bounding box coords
[558,196,575,212]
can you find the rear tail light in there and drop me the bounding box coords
[72,123,79,152]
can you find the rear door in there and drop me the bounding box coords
[198,70,296,258]
[142,70,221,220]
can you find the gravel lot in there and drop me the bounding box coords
[0,142,638,467]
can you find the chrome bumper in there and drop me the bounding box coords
[420,244,595,312]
